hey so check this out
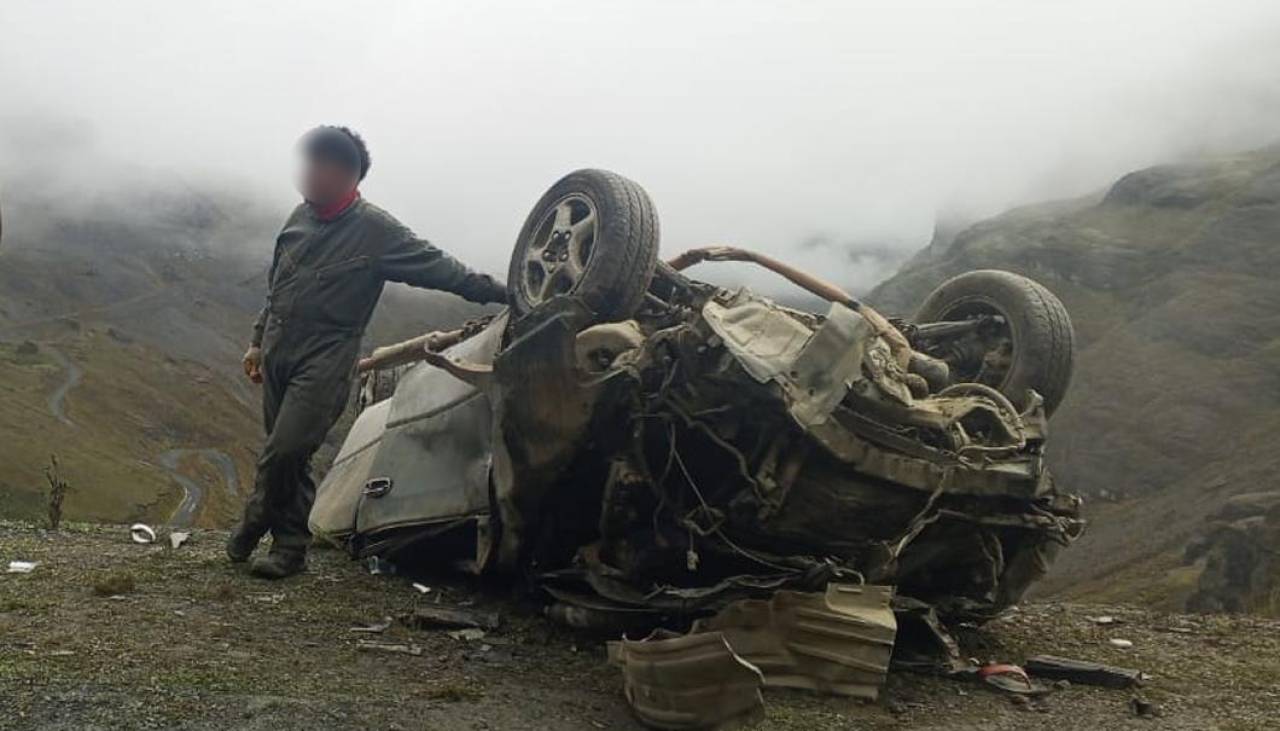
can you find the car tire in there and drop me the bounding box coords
[507,169,659,321]
[914,270,1074,416]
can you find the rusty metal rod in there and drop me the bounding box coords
[357,328,467,373]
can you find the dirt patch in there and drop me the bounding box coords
[2,522,1278,730]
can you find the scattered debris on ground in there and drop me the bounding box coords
[355,640,424,657]
[447,628,488,642]
[1024,655,1146,689]
[4,523,1280,730]
[129,523,156,544]
[975,664,1049,696]
[402,604,501,632]
[349,617,393,634]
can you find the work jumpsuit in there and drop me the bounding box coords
[240,198,506,550]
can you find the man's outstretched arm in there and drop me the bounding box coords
[378,226,507,304]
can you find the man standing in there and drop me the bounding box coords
[230,126,507,578]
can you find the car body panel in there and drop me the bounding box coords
[309,313,507,545]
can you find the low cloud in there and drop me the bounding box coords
[2,1,1279,292]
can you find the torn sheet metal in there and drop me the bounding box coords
[608,583,896,729]
[699,293,1044,499]
[695,583,897,700]
[701,294,814,383]
[889,595,965,674]
[784,302,873,427]
[701,295,870,429]
[608,629,765,730]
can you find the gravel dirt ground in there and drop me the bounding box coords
[2,522,1277,730]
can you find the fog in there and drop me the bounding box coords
[3,0,1280,293]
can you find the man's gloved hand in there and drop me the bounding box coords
[242,345,263,384]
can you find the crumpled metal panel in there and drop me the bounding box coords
[703,297,872,429]
[701,295,814,382]
[701,296,1041,497]
[309,398,390,542]
[694,583,897,700]
[785,303,872,427]
[608,630,765,730]
[309,314,507,544]
[355,315,506,535]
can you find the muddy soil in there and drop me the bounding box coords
[2,523,1277,730]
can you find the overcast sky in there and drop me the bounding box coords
[3,0,1280,291]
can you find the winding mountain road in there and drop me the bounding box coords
[37,342,240,526]
[43,346,82,427]
[158,448,241,527]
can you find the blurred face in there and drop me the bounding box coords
[296,154,359,206]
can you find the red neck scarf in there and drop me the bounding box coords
[311,188,360,221]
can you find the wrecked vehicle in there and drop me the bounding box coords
[311,168,1083,636]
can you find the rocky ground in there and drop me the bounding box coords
[2,522,1278,730]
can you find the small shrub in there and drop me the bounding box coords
[44,455,72,530]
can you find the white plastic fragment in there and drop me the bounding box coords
[130,524,157,544]
[7,560,38,573]
[411,582,432,594]
[350,617,393,634]
[447,628,487,641]
[249,592,286,605]
[169,531,191,549]
[1109,638,1134,649]
[356,640,423,656]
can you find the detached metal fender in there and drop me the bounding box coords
[487,298,608,570]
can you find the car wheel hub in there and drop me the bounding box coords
[523,194,598,305]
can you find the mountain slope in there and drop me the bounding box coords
[0,177,490,527]
[870,146,1280,610]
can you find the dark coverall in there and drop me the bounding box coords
[241,198,506,550]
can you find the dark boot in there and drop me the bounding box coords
[249,546,306,579]
[226,522,266,563]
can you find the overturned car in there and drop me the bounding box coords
[311,169,1083,634]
